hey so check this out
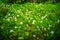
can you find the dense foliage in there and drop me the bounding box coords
[0,0,60,40]
[1,0,60,4]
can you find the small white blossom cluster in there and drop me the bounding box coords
[10,30,14,33]
[37,26,40,30]
[17,15,20,17]
[13,17,17,21]
[6,18,10,21]
[20,22,23,25]
[50,31,54,34]
[33,35,36,37]
[14,26,17,29]
[32,20,36,24]
[41,14,48,20]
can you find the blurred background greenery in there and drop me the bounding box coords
[0,0,60,40]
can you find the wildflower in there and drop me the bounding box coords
[32,20,36,24]
[37,26,39,29]
[44,28,46,31]
[17,15,20,17]
[49,24,52,27]
[20,22,23,25]
[14,26,17,29]
[36,26,40,30]
[10,30,13,33]
[50,31,54,34]
[14,17,17,21]
[33,35,36,37]
[7,18,10,21]
[37,37,39,39]
[41,14,47,20]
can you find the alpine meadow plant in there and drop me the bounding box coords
[0,1,60,40]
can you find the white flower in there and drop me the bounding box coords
[37,37,39,39]
[14,26,17,28]
[7,18,10,21]
[32,20,36,24]
[10,30,13,33]
[17,15,20,17]
[49,24,52,27]
[41,16,45,20]
[33,35,36,37]
[15,19,17,21]
[44,28,46,31]
[39,3,42,6]
[50,31,54,34]
[41,14,47,20]
[14,17,17,21]
[37,26,39,29]
[28,11,32,13]
[20,22,23,25]
[14,17,17,19]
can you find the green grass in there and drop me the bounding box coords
[0,2,60,40]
